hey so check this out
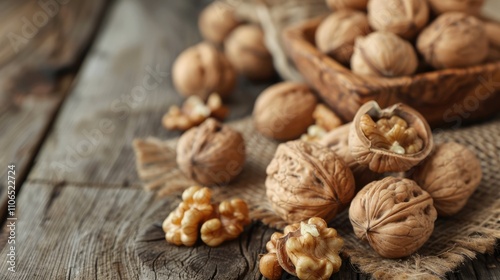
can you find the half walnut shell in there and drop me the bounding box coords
[348,101,433,173]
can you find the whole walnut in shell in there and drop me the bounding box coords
[319,123,380,190]
[224,25,275,81]
[349,101,434,173]
[198,2,241,45]
[427,0,484,16]
[172,42,236,99]
[351,31,418,77]
[266,140,355,224]
[253,82,317,141]
[177,118,245,186]
[417,12,489,69]
[349,177,437,258]
[367,0,429,39]
[412,142,482,217]
[326,0,368,11]
[316,10,371,65]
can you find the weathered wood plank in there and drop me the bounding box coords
[27,0,271,186]
[0,0,109,217]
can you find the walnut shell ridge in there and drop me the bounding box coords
[176,118,245,186]
[349,177,437,258]
[412,142,482,217]
[266,140,355,224]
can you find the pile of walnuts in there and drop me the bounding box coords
[316,0,499,77]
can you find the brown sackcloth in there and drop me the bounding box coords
[133,116,500,279]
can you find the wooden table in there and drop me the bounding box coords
[0,0,499,279]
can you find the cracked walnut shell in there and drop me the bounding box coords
[172,42,236,99]
[349,101,433,173]
[266,140,355,224]
[201,198,250,246]
[368,0,429,39]
[351,31,418,77]
[412,142,482,217]
[417,12,489,69]
[253,82,317,141]
[349,177,437,258]
[177,118,245,186]
[260,217,343,280]
[316,10,371,65]
[162,186,214,246]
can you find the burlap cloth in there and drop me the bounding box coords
[133,116,500,279]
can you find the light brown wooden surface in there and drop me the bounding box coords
[0,0,499,279]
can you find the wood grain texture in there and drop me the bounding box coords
[0,0,109,218]
[27,0,270,186]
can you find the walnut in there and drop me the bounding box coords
[427,0,484,16]
[349,101,433,173]
[201,198,250,246]
[266,140,355,224]
[172,42,236,99]
[484,20,500,62]
[177,118,245,186]
[253,82,317,141]
[417,12,489,69]
[224,24,275,81]
[367,0,429,39]
[326,0,368,11]
[349,177,437,258]
[162,186,214,246]
[316,10,371,65]
[313,104,343,132]
[412,142,482,216]
[198,1,241,45]
[319,123,380,190]
[300,125,327,143]
[162,93,229,131]
[351,31,418,77]
[260,217,344,280]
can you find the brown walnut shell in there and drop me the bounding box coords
[177,118,245,186]
[172,42,236,99]
[253,82,317,141]
[412,142,482,217]
[368,0,429,39]
[266,140,355,224]
[427,0,484,16]
[417,12,489,69]
[326,0,368,11]
[319,123,380,190]
[349,177,437,258]
[198,2,241,45]
[315,10,371,65]
[349,101,433,173]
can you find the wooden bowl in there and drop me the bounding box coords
[283,17,500,127]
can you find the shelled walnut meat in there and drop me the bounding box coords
[224,24,275,81]
[367,0,429,39]
[176,118,245,186]
[351,31,418,77]
[417,12,489,69]
[349,177,437,258]
[266,140,355,224]
[163,186,250,247]
[301,104,343,142]
[412,142,482,216]
[349,101,433,173]
[259,217,344,280]
[172,42,236,99]
[253,82,317,141]
[427,0,484,15]
[316,10,371,65]
[198,1,241,45]
[162,93,228,131]
[326,0,368,11]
